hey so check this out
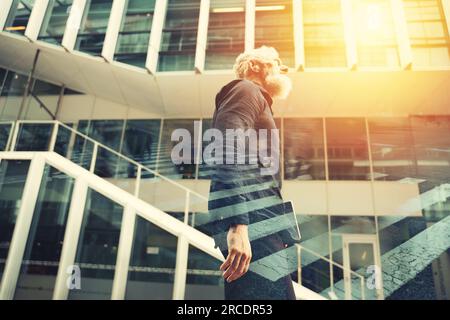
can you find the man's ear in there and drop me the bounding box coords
[249,60,261,73]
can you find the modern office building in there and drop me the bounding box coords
[0,0,449,300]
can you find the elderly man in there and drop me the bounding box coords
[202,46,300,300]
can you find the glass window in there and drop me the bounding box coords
[14,165,74,300]
[38,0,74,45]
[403,0,450,67]
[23,79,61,120]
[14,123,53,151]
[0,72,27,121]
[68,189,123,299]
[352,0,400,67]
[198,119,212,179]
[0,123,12,151]
[326,118,371,180]
[3,0,35,35]
[75,0,113,55]
[205,0,246,70]
[157,0,200,71]
[157,119,198,179]
[255,0,294,68]
[284,118,326,180]
[114,0,156,68]
[125,215,177,299]
[368,117,416,181]
[303,0,347,68]
[0,160,31,281]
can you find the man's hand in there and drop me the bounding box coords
[220,224,252,283]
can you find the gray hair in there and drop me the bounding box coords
[233,46,280,79]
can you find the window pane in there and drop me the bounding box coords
[158,0,200,71]
[38,0,74,45]
[255,0,294,68]
[368,117,416,181]
[75,0,113,55]
[114,0,156,67]
[353,0,399,67]
[68,189,123,299]
[403,0,450,66]
[125,215,177,299]
[303,0,347,68]
[326,118,371,180]
[0,160,30,281]
[284,118,326,180]
[3,0,35,35]
[0,123,12,151]
[14,165,74,300]
[205,0,245,70]
[0,72,27,121]
[15,123,53,151]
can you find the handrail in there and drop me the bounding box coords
[9,119,209,202]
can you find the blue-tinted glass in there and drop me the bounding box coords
[15,123,53,151]
[53,123,74,157]
[326,118,371,180]
[205,0,245,70]
[68,121,95,170]
[114,0,156,68]
[0,160,30,280]
[3,0,35,35]
[0,123,12,150]
[284,118,326,180]
[68,189,123,299]
[38,0,74,45]
[75,0,113,55]
[125,215,177,299]
[157,0,200,71]
[255,0,295,67]
[14,165,74,300]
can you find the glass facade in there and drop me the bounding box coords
[403,0,450,67]
[255,0,294,68]
[352,0,400,67]
[303,0,347,68]
[114,0,156,67]
[38,0,74,45]
[75,0,113,55]
[205,0,246,70]
[158,0,200,71]
[3,0,35,35]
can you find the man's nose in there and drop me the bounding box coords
[279,65,289,74]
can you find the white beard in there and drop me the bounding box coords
[263,73,292,99]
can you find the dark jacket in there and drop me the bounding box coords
[197,79,300,249]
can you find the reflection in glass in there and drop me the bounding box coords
[114,0,156,67]
[303,0,347,67]
[284,118,326,180]
[125,215,177,299]
[255,0,294,67]
[0,123,12,150]
[185,245,224,299]
[0,160,30,280]
[205,0,245,70]
[368,117,417,181]
[3,0,35,35]
[326,118,371,180]
[75,0,113,55]
[0,71,28,121]
[403,0,450,67]
[15,123,53,151]
[14,165,74,300]
[158,0,200,71]
[158,119,198,179]
[38,0,74,45]
[68,189,123,299]
[352,0,399,67]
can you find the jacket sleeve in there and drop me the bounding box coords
[207,82,266,242]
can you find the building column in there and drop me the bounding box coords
[391,0,413,69]
[146,0,168,74]
[102,0,127,62]
[442,0,450,33]
[194,0,210,73]
[24,0,49,41]
[62,0,87,51]
[245,0,256,52]
[293,0,305,71]
[0,0,14,30]
[341,0,358,70]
